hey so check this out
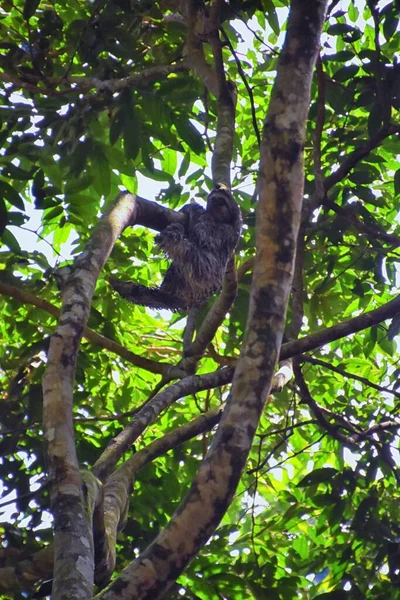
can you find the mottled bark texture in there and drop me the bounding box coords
[0,366,293,597]
[41,193,183,600]
[92,367,234,482]
[96,2,328,599]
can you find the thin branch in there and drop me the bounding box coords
[220,26,261,146]
[304,124,400,221]
[323,196,400,247]
[0,63,187,95]
[323,125,400,192]
[302,355,400,400]
[294,361,358,446]
[0,280,169,375]
[280,293,400,360]
[92,367,234,481]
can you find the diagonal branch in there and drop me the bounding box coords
[302,355,400,400]
[0,280,168,375]
[280,292,400,360]
[95,4,328,599]
[294,360,359,446]
[322,196,400,247]
[91,366,234,481]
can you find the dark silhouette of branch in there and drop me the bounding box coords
[302,355,400,400]
[305,124,400,221]
[220,26,261,147]
[323,125,400,192]
[0,280,169,375]
[294,360,359,445]
[322,196,400,247]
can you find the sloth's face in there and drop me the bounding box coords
[207,192,232,223]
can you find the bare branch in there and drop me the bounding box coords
[92,367,234,481]
[322,196,400,247]
[95,4,328,598]
[294,360,359,446]
[280,293,400,360]
[221,26,261,147]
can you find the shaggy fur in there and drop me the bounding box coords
[111,185,242,311]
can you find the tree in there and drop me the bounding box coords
[0,0,399,598]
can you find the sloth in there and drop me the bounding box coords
[110,184,242,311]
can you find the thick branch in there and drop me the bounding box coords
[95,366,291,585]
[92,367,234,481]
[41,191,187,598]
[184,1,219,97]
[96,4,328,599]
[0,370,291,596]
[42,193,141,599]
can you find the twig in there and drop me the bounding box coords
[220,26,261,147]
[302,355,400,400]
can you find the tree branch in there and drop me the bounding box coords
[280,292,400,360]
[322,196,400,247]
[92,367,234,481]
[0,280,169,375]
[0,63,187,95]
[302,355,400,400]
[95,4,328,598]
[42,192,141,598]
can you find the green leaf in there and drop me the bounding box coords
[348,2,359,22]
[173,115,205,154]
[0,180,25,210]
[109,109,124,146]
[297,468,339,487]
[382,6,399,42]
[178,152,190,178]
[65,175,93,195]
[1,228,22,253]
[265,1,279,36]
[313,593,349,599]
[123,106,142,161]
[91,149,111,197]
[327,23,357,35]
[333,65,359,82]
[0,196,7,234]
[368,102,383,138]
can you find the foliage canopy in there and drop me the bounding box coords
[0,0,400,599]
